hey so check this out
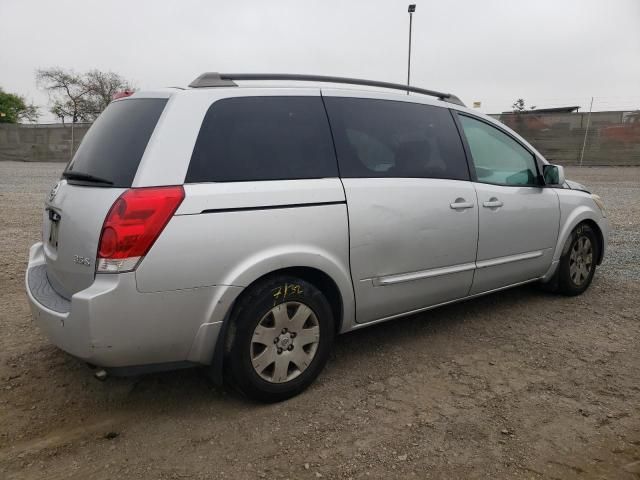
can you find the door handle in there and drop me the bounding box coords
[483,197,504,208]
[450,199,474,210]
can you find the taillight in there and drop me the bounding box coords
[97,186,184,273]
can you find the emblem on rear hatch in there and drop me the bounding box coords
[48,181,61,202]
[73,255,91,267]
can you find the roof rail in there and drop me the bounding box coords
[188,73,465,106]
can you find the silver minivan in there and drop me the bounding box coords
[26,73,609,402]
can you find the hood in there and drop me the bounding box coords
[564,179,591,193]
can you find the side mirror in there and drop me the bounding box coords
[543,164,565,186]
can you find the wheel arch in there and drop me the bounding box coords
[229,266,346,336]
[203,254,355,386]
[219,247,354,330]
[581,219,605,265]
[555,207,605,265]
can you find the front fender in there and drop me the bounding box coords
[542,193,608,281]
[553,206,600,263]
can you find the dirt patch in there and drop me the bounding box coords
[1,163,639,479]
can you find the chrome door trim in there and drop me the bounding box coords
[475,250,544,269]
[373,251,544,287]
[373,262,476,286]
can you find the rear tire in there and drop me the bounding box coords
[554,223,599,296]
[226,275,335,403]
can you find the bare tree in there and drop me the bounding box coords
[20,103,40,123]
[36,67,134,123]
[83,70,134,116]
[36,68,91,124]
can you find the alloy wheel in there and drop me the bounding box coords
[569,235,593,286]
[250,302,320,383]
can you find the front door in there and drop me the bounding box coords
[323,94,479,323]
[456,114,560,294]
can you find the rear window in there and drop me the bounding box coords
[323,97,470,181]
[65,98,167,187]
[186,96,338,183]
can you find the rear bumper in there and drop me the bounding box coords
[26,242,242,369]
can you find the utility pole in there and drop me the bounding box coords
[579,97,594,167]
[407,4,416,94]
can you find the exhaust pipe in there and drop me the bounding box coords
[94,369,108,381]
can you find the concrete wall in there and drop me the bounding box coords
[0,123,90,162]
[490,111,640,166]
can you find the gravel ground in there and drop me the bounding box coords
[1,162,639,480]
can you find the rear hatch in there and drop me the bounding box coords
[43,97,168,299]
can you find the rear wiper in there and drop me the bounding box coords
[62,170,114,185]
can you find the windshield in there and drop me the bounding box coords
[65,98,167,187]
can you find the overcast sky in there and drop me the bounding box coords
[2,0,639,121]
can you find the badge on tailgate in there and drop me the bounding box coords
[73,255,91,266]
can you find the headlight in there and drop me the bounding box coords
[591,194,606,217]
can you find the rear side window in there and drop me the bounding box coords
[323,97,469,180]
[186,96,338,182]
[66,98,167,187]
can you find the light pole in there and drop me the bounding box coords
[407,4,416,94]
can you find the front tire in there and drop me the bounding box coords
[556,223,599,296]
[226,275,335,402]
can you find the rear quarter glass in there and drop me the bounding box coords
[65,98,168,187]
[186,96,338,183]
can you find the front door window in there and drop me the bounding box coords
[459,115,538,186]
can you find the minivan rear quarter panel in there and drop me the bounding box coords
[136,186,350,293]
[134,88,354,317]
